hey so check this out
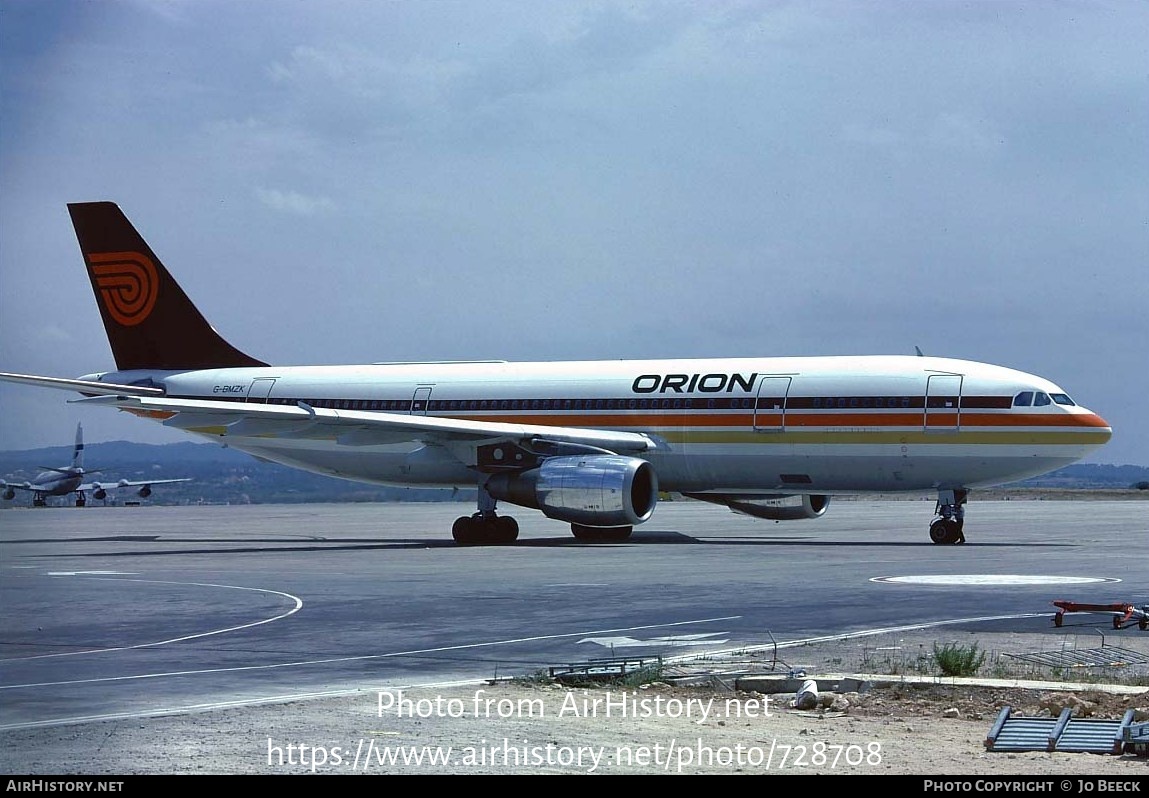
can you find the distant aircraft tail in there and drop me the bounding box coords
[72,422,84,470]
[67,202,267,371]
[38,422,87,476]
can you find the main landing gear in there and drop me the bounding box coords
[930,488,968,545]
[450,481,636,545]
[452,514,518,545]
[452,483,519,546]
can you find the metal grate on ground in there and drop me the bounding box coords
[986,707,1137,754]
[548,656,663,684]
[1125,721,1149,756]
[1004,645,1149,670]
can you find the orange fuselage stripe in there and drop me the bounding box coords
[446,411,1109,430]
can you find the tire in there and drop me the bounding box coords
[495,516,519,544]
[570,524,594,541]
[929,518,959,545]
[571,524,633,542]
[454,515,518,545]
[452,516,477,546]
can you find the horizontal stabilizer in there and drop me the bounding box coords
[0,372,163,397]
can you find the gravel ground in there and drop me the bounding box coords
[3,629,1147,775]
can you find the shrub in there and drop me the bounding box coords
[932,642,986,677]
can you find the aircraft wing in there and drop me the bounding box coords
[0,482,34,492]
[1,371,663,469]
[78,479,193,492]
[73,394,663,457]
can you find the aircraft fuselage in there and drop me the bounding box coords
[86,353,1110,496]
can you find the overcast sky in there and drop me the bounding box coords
[1,1,1146,467]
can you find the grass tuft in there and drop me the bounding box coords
[932,642,987,677]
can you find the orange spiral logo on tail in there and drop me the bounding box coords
[88,251,159,326]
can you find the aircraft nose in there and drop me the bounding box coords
[1098,416,1113,443]
[1075,405,1113,444]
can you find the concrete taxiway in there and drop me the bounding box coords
[0,499,1145,732]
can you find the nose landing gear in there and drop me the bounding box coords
[931,489,968,544]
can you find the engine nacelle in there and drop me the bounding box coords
[2,488,14,500]
[685,493,830,521]
[93,488,107,501]
[137,485,152,498]
[486,455,658,528]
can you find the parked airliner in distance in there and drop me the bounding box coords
[1,422,190,507]
[0,202,1112,542]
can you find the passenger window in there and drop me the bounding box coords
[1034,392,1051,406]
[1013,392,1033,407]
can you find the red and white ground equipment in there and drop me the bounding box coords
[1052,600,1149,630]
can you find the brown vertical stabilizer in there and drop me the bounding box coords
[67,202,267,370]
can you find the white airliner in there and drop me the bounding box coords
[1,422,190,507]
[0,202,1112,543]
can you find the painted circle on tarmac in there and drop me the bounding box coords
[872,575,1121,586]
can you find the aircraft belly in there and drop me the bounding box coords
[656,440,1087,493]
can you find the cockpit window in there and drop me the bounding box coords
[1034,392,1051,406]
[1051,393,1076,406]
[1013,391,1033,407]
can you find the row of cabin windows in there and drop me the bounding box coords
[265,395,1013,412]
[289,397,716,411]
[812,397,914,409]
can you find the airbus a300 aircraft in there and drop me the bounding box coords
[0,202,1112,543]
[1,422,190,507]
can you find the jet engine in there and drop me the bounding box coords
[137,485,152,498]
[2,488,14,500]
[485,455,658,528]
[684,492,830,520]
[92,488,107,500]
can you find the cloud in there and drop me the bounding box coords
[254,188,336,216]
